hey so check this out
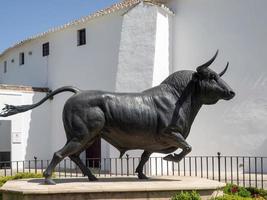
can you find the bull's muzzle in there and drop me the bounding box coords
[224,90,235,100]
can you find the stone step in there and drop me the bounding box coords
[1,176,225,200]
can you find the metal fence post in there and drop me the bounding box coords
[126,154,129,176]
[217,152,221,182]
[34,156,37,174]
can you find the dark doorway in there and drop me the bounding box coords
[0,152,11,168]
[86,137,101,168]
[0,120,11,168]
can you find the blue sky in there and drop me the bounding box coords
[0,0,120,53]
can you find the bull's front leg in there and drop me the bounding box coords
[161,131,192,162]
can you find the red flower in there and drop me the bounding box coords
[231,186,238,193]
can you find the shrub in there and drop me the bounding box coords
[223,184,251,197]
[0,172,43,187]
[246,187,267,199]
[211,194,256,200]
[237,187,251,198]
[171,191,201,200]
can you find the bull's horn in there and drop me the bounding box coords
[196,50,219,72]
[219,62,229,77]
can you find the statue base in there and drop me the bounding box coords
[0,176,225,200]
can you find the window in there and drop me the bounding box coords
[19,52,25,65]
[4,61,7,73]
[42,42,49,57]
[77,28,86,46]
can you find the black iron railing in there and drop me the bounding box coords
[0,153,266,189]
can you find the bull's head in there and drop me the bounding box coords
[194,50,235,105]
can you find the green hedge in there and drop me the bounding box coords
[211,194,262,200]
[223,184,251,198]
[0,172,43,187]
[246,187,267,199]
[171,184,267,200]
[171,191,201,200]
[222,184,266,199]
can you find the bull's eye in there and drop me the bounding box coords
[210,74,216,80]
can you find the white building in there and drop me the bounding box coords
[0,0,267,168]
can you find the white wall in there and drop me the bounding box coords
[0,38,49,87]
[153,8,171,86]
[167,0,267,157]
[0,90,51,162]
[115,2,157,93]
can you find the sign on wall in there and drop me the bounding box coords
[12,132,22,144]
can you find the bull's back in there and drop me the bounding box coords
[103,94,158,133]
[63,91,158,131]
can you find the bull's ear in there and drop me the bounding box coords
[192,72,200,81]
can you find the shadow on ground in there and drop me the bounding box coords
[27,177,181,185]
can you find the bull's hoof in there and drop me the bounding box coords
[88,175,98,181]
[44,178,56,185]
[163,154,183,162]
[138,173,149,179]
[163,154,175,162]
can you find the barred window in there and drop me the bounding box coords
[19,52,25,65]
[77,29,86,46]
[4,61,7,73]
[42,42,49,57]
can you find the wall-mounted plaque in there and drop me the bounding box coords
[12,132,22,144]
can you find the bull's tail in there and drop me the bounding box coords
[0,86,80,117]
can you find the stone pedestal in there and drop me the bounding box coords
[1,176,225,200]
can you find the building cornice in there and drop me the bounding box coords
[0,84,49,93]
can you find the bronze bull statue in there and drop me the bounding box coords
[0,51,235,184]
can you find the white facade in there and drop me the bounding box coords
[0,0,267,168]
[0,87,50,161]
[0,38,48,87]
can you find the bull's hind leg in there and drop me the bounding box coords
[43,140,84,185]
[69,152,97,181]
[44,109,105,184]
[135,151,152,179]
